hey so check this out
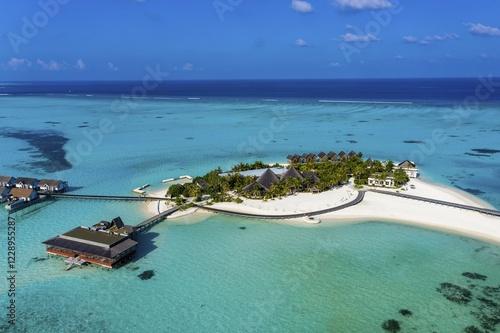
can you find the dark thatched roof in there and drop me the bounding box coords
[256,168,280,190]
[281,166,304,181]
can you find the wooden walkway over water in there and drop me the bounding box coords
[49,193,170,202]
[369,189,500,217]
[134,206,180,233]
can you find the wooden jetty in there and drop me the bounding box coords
[49,193,170,202]
[134,206,179,234]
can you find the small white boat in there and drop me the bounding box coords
[303,216,321,224]
[133,188,146,195]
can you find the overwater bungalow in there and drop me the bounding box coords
[42,217,137,268]
[0,176,16,188]
[9,188,38,202]
[338,151,347,160]
[38,179,68,193]
[15,177,39,189]
[0,187,10,203]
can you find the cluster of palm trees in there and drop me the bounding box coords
[167,154,410,202]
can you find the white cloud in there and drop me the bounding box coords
[108,62,119,71]
[182,63,194,71]
[394,54,404,60]
[402,36,418,43]
[75,59,85,70]
[334,0,391,10]
[341,32,379,42]
[424,33,459,41]
[292,0,313,13]
[403,33,458,45]
[8,57,31,70]
[466,23,500,37]
[479,53,490,59]
[294,38,308,47]
[37,59,61,71]
[329,62,341,68]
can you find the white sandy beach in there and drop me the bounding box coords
[143,178,500,244]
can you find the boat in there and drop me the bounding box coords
[303,216,320,224]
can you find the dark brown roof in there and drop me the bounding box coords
[302,171,320,183]
[38,179,62,187]
[349,151,357,157]
[397,160,416,168]
[43,237,137,259]
[15,177,38,185]
[9,188,36,198]
[256,169,280,190]
[242,182,262,192]
[281,166,304,181]
[0,176,15,183]
[61,227,127,247]
[196,179,210,189]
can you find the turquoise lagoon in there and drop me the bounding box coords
[0,91,499,332]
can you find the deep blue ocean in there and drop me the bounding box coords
[3,77,500,103]
[0,78,499,332]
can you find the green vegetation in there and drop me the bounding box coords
[165,155,412,203]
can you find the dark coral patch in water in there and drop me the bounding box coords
[403,140,424,144]
[239,227,246,230]
[462,272,487,281]
[381,319,401,332]
[483,286,500,301]
[436,282,472,305]
[399,309,412,317]
[471,148,500,154]
[0,128,71,172]
[138,270,155,280]
[463,326,483,333]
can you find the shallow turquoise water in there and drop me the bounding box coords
[0,95,499,332]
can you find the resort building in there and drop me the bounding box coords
[242,168,280,194]
[42,217,137,268]
[0,176,16,188]
[38,179,68,193]
[368,174,395,187]
[15,177,39,189]
[395,160,419,178]
[196,179,210,190]
[0,187,10,203]
[9,188,38,202]
[280,166,304,181]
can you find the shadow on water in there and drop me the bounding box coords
[132,231,160,262]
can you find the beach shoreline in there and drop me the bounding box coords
[142,177,500,244]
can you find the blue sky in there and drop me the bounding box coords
[0,0,499,80]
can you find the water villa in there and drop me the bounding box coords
[42,217,137,268]
[287,150,359,164]
[0,176,16,188]
[38,179,68,193]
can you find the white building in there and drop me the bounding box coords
[394,160,419,178]
[368,174,395,187]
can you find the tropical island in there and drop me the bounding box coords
[165,151,410,204]
[145,151,500,244]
